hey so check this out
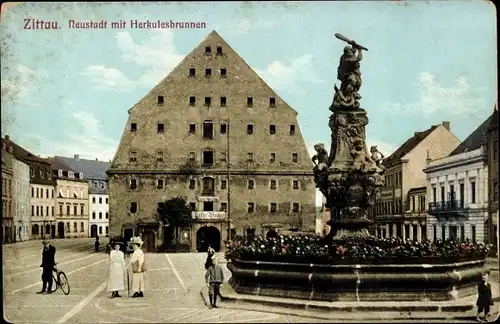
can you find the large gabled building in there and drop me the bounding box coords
[371,122,461,241]
[107,30,316,252]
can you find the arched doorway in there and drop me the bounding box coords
[266,229,278,240]
[57,222,65,238]
[142,231,156,253]
[90,225,98,238]
[196,226,221,252]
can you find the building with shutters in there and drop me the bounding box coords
[371,122,461,241]
[57,155,110,238]
[424,114,493,243]
[107,30,316,252]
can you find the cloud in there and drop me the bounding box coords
[230,19,275,35]
[21,109,118,161]
[1,64,46,108]
[385,72,486,117]
[256,54,323,95]
[81,30,184,91]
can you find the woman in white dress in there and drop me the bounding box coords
[128,237,146,298]
[107,243,125,298]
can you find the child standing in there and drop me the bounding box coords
[476,271,494,322]
[205,255,224,309]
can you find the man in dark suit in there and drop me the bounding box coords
[37,240,56,294]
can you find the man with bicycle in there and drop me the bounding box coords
[37,240,56,294]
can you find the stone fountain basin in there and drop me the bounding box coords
[227,258,487,302]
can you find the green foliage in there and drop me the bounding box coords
[157,196,193,228]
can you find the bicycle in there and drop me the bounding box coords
[51,263,70,295]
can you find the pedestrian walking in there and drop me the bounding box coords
[95,236,100,252]
[205,244,216,270]
[107,242,126,298]
[128,237,146,298]
[476,271,494,322]
[37,240,56,295]
[205,255,224,309]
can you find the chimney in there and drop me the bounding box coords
[442,121,450,130]
[5,135,10,141]
[74,154,79,159]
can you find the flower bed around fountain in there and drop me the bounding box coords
[225,235,492,302]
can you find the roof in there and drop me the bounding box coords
[449,114,492,156]
[383,125,438,165]
[56,156,110,180]
[1,137,50,165]
[488,104,498,131]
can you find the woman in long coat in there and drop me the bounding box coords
[107,243,125,298]
[128,237,146,298]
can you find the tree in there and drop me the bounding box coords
[157,196,193,250]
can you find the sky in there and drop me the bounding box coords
[1,1,497,207]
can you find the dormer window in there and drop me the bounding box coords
[40,169,44,179]
[205,46,211,55]
[58,170,63,177]
[47,171,51,180]
[68,171,74,178]
[79,172,83,179]
[30,168,35,178]
[216,46,223,55]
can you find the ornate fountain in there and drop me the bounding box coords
[226,34,487,304]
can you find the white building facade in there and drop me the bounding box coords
[13,158,31,242]
[424,146,488,243]
[89,182,109,238]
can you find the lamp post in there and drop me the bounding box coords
[226,118,232,242]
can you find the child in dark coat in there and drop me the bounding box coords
[476,271,494,322]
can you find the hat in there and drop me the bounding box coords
[130,237,144,247]
[42,240,49,244]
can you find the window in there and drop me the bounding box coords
[247,153,254,162]
[202,177,215,195]
[459,183,465,207]
[189,124,196,133]
[157,96,164,105]
[269,125,276,135]
[31,187,34,198]
[220,96,226,107]
[270,203,277,213]
[432,187,436,203]
[292,203,299,213]
[293,180,299,190]
[74,205,77,215]
[471,181,476,203]
[247,97,253,107]
[202,151,214,166]
[189,202,197,211]
[290,125,296,135]
[31,205,34,216]
[494,182,499,202]
[441,225,446,240]
[189,96,196,106]
[46,206,49,216]
[220,152,227,161]
[67,205,70,215]
[270,153,276,163]
[220,202,227,211]
[157,151,164,162]
[203,121,214,139]
[74,222,77,232]
[247,124,254,134]
[157,123,165,133]
[292,153,298,163]
[189,152,196,161]
[189,179,196,189]
[221,180,227,189]
[205,46,211,54]
[36,188,39,198]
[92,212,96,219]
[130,179,137,190]
[205,97,211,106]
[189,68,195,77]
[269,97,276,107]
[248,180,254,190]
[247,202,255,213]
[471,225,476,242]
[203,201,214,211]
[30,168,34,178]
[157,179,164,189]
[129,151,137,163]
[270,180,277,190]
[494,140,498,160]
[216,46,222,55]
[40,169,44,179]
[130,202,137,214]
[130,123,137,132]
[106,198,109,204]
[460,225,465,242]
[440,186,445,202]
[99,212,102,219]
[220,123,227,134]
[220,68,227,78]
[59,204,63,216]
[412,196,415,211]
[52,206,54,216]
[106,212,108,219]
[48,172,51,180]
[205,69,211,78]
[99,197,102,204]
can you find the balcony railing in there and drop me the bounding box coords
[428,200,466,213]
[191,211,227,221]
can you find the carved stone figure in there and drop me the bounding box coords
[370,146,385,167]
[312,143,329,187]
